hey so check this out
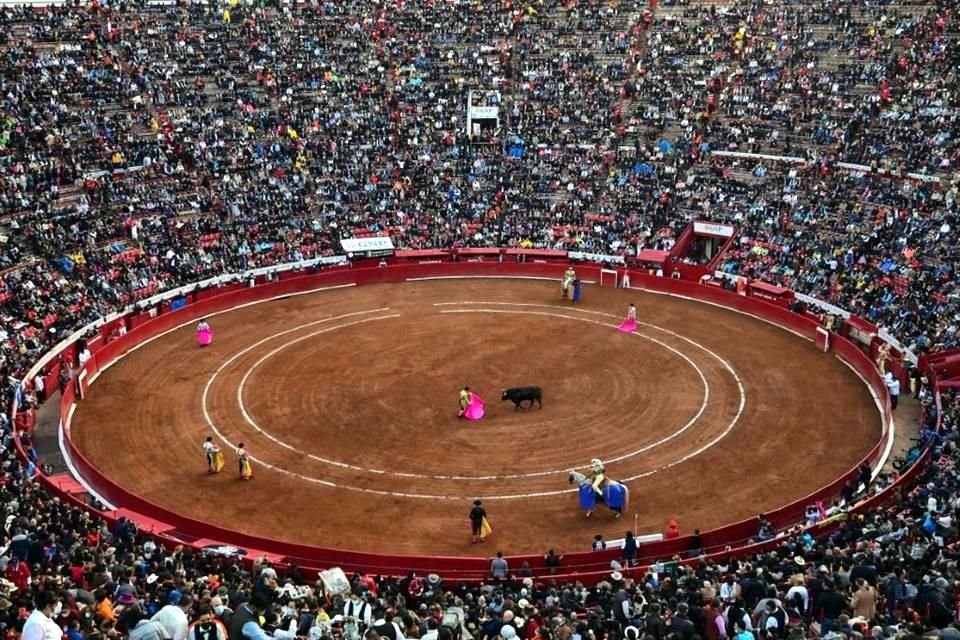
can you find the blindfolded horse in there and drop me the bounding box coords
[568,470,628,518]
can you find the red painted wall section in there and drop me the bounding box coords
[10,260,910,584]
[668,223,696,262]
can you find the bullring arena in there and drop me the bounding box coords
[5,0,960,634]
[60,262,883,568]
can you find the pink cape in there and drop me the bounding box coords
[617,318,637,333]
[198,328,214,346]
[463,395,485,420]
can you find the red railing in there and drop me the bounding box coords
[10,258,918,583]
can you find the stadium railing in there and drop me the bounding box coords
[8,254,929,584]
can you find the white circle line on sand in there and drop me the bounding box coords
[434,302,748,484]
[203,313,453,500]
[206,303,744,500]
[235,307,712,480]
[233,314,403,459]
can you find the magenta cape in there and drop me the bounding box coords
[198,328,214,346]
[463,395,485,420]
[617,318,637,333]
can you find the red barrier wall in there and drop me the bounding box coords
[12,260,905,583]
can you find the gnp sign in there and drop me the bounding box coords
[693,221,735,238]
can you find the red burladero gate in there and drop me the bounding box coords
[11,259,919,583]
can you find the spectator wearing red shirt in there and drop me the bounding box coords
[69,561,88,589]
[357,574,378,598]
[85,530,100,548]
[5,556,31,593]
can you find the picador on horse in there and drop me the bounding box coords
[568,458,628,518]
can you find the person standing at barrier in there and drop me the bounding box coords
[33,370,45,404]
[344,591,373,632]
[885,372,900,410]
[57,355,71,395]
[562,267,576,299]
[876,343,892,373]
[77,339,92,368]
[237,443,253,480]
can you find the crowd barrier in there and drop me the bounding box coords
[10,258,919,584]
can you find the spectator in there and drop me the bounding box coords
[344,591,373,631]
[365,617,406,640]
[813,581,846,637]
[9,529,30,561]
[688,529,703,557]
[5,555,31,592]
[22,591,63,640]
[719,575,741,605]
[762,600,787,638]
[229,593,297,640]
[129,615,170,640]
[731,618,753,640]
[668,602,695,640]
[490,552,509,580]
[210,596,232,628]
[703,598,726,640]
[784,576,809,616]
[757,515,775,541]
[849,579,876,622]
[151,592,193,640]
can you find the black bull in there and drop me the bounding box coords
[501,386,543,410]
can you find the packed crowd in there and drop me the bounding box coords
[1,0,960,637]
[3,387,960,640]
[716,165,960,356]
[632,0,959,356]
[0,0,957,385]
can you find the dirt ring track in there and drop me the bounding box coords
[70,279,881,556]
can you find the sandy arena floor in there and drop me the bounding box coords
[70,280,881,556]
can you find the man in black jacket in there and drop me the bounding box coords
[848,556,878,587]
[668,603,695,640]
[296,598,320,637]
[813,581,846,636]
[739,575,766,609]
[913,578,954,628]
[228,593,271,640]
[644,603,667,640]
